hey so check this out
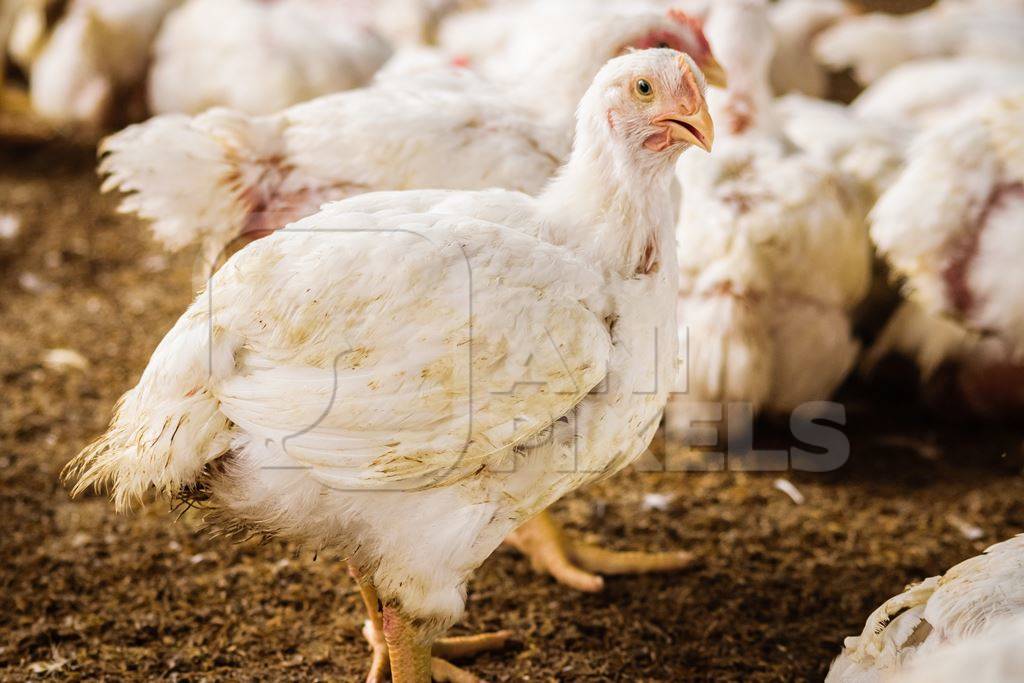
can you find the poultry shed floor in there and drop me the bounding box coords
[3,127,1023,682]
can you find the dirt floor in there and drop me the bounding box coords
[2,132,1023,683]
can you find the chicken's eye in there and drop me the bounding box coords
[657,42,671,49]
[635,78,654,99]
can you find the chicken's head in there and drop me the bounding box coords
[614,9,728,89]
[582,49,714,163]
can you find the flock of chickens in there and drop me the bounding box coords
[3,0,1023,680]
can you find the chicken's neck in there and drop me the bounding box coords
[538,130,680,279]
[709,78,778,139]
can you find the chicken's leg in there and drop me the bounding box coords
[505,510,694,592]
[350,567,390,683]
[382,604,499,683]
[381,604,432,682]
[350,567,510,683]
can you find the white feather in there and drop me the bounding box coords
[827,535,1024,682]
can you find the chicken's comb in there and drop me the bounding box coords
[667,8,711,54]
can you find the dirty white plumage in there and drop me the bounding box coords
[866,93,1024,415]
[668,0,870,432]
[148,0,392,115]
[67,49,713,677]
[872,93,1024,350]
[826,534,1024,682]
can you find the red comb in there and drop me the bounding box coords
[667,8,711,54]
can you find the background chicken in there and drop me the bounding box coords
[867,92,1024,417]
[148,0,391,115]
[0,0,36,131]
[667,0,871,439]
[774,92,911,206]
[815,0,1024,86]
[852,56,1024,127]
[99,5,723,274]
[433,0,726,123]
[18,0,180,128]
[826,534,1024,682]
[372,0,477,46]
[67,49,713,682]
[768,0,853,98]
[103,75,568,276]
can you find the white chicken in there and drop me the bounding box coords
[148,0,392,115]
[67,49,714,682]
[815,0,1024,87]
[100,5,724,273]
[102,73,569,274]
[866,92,1024,416]
[667,0,871,438]
[5,0,44,72]
[891,614,1024,683]
[826,534,1024,683]
[852,57,1024,128]
[767,0,853,98]
[372,0,476,47]
[774,93,911,205]
[425,0,728,127]
[22,0,180,128]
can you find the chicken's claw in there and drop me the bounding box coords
[505,510,694,592]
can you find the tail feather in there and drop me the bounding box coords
[64,311,240,511]
[99,108,289,260]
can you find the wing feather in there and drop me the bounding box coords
[206,205,610,490]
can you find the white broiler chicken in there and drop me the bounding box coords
[667,0,871,438]
[67,49,714,683]
[891,614,1024,683]
[148,0,392,115]
[767,0,853,98]
[852,57,1024,129]
[866,92,1024,417]
[100,5,724,272]
[22,0,180,128]
[102,73,569,274]
[815,0,1024,87]
[826,534,1024,683]
[774,93,911,206]
[372,0,477,47]
[427,0,728,127]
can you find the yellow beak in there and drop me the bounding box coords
[701,56,729,89]
[659,102,714,153]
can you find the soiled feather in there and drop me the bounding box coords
[827,535,1024,682]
